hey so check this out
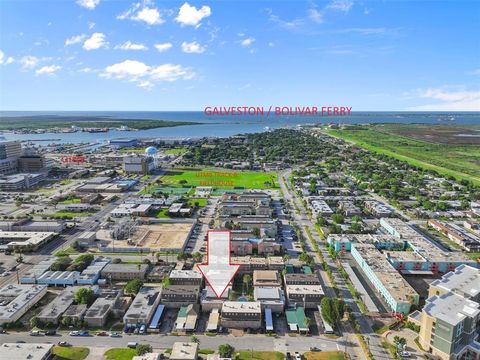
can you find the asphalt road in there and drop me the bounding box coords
[0,332,343,353]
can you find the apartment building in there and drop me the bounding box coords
[253,270,282,287]
[161,285,200,308]
[123,286,162,326]
[84,289,122,327]
[285,284,324,309]
[0,284,48,325]
[101,263,148,281]
[170,270,203,286]
[220,301,262,329]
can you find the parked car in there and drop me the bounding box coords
[30,330,41,336]
[127,342,138,349]
[69,331,79,336]
[96,331,108,336]
[58,341,71,347]
[79,331,89,336]
[44,330,56,336]
[309,347,321,352]
[110,332,121,338]
[294,352,302,360]
[286,352,292,360]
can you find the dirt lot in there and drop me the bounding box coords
[133,223,193,251]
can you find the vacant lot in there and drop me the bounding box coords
[146,168,278,193]
[381,124,480,145]
[132,223,193,251]
[303,351,346,360]
[326,126,480,185]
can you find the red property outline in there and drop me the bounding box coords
[196,229,240,299]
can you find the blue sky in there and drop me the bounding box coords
[0,0,479,111]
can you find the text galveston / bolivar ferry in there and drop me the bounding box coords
[204,105,352,116]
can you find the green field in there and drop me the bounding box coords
[49,211,96,219]
[104,348,137,360]
[52,346,89,360]
[237,351,284,360]
[303,351,346,360]
[326,127,480,185]
[144,168,278,194]
[165,147,189,155]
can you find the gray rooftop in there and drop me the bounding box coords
[430,264,480,299]
[423,292,480,326]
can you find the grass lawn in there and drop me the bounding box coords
[236,351,284,360]
[165,147,188,155]
[49,211,96,219]
[467,252,480,261]
[148,168,278,192]
[303,351,347,360]
[153,208,171,218]
[60,198,81,204]
[104,348,137,360]
[187,197,208,207]
[119,147,145,154]
[54,246,80,256]
[326,128,480,185]
[52,346,90,360]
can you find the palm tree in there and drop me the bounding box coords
[243,274,252,295]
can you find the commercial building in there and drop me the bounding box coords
[284,273,321,286]
[123,155,155,175]
[36,270,80,286]
[123,286,162,326]
[0,343,53,360]
[0,219,65,233]
[254,286,285,312]
[161,285,200,308]
[36,287,76,324]
[286,307,309,333]
[429,219,480,252]
[111,203,153,217]
[0,140,22,175]
[0,173,46,190]
[0,284,48,325]
[231,238,281,256]
[62,304,88,323]
[110,138,139,148]
[84,289,122,327]
[170,342,199,360]
[18,154,47,172]
[78,257,111,285]
[220,301,262,329]
[351,243,419,314]
[101,263,148,281]
[0,231,56,252]
[20,258,56,284]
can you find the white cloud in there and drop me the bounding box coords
[101,60,194,88]
[118,1,163,25]
[5,56,14,65]
[76,0,100,10]
[78,67,93,73]
[181,41,205,53]
[114,41,148,51]
[154,42,173,52]
[175,2,211,28]
[65,34,87,46]
[268,42,275,47]
[327,0,354,13]
[20,55,40,70]
[334,27,386,35]
[83,33,107,50]
[407,87,480,111]
[0,50,4,64]
[88,21,96,29]
[35,65,61,76]
[308,8,324,23]
[240,37,255,47]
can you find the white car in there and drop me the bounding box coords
[294,352,302,360]
[69,331,79,336]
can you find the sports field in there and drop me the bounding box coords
[326,126,480,185]
[146,168,278,193]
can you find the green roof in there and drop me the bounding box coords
[303,266,312,274]
[178,306,187,318]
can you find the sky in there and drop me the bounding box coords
[0,0,479,111]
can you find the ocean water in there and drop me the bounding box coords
[0,111,479,145]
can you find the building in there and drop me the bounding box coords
[254,286,285,312]
[253,270,282,287]
[0,173,46,191]
[0,219,65,233]
[0,284,48,325]
[286,307,309,333]
[175,304,200,332]
[110,138,139,148]
[231,238,281,256]
[62,304,88,323]
[428,265,480,303]
[285,284,324,309]
[0,140,22,175]
[84,289,122,327]
[419,286,480,359]
[351,243,419,314]
[161,285,200,308]
[36,287,77,325]
[78,257,111,285]
[0,343,53,360]
[111,203,153,217]
[429,219,480,252]
[338,201,362,216]
[0,231,56,252]
[284,273,321,286]
[123,155,155,175]
[18,155,47,172]
[170,270,203,286]
[200,286,230,312]
[170,342,199,360]
[123,286,162,326]
[147,265,173,282]
[308,198,334,216]
[20,258,56,284]
[220,301,262,329]
[133,354,162,360]
[364,200,394,217]
[101,263,148,281]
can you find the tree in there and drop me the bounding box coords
[75,288,95,305]
[394,336,407,350]
[30,316,44,329]
[136,344,153,356]
[16,254,23,264]
[161,277,172,287]
[125,279,144,295]
[332,213,344,224]
[243,274,252,295]
[218,344,235,358]
[191,335,199,343]
[112,258,122,264]
[320,297,345,328]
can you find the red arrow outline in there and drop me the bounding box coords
[196,229,240,299]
